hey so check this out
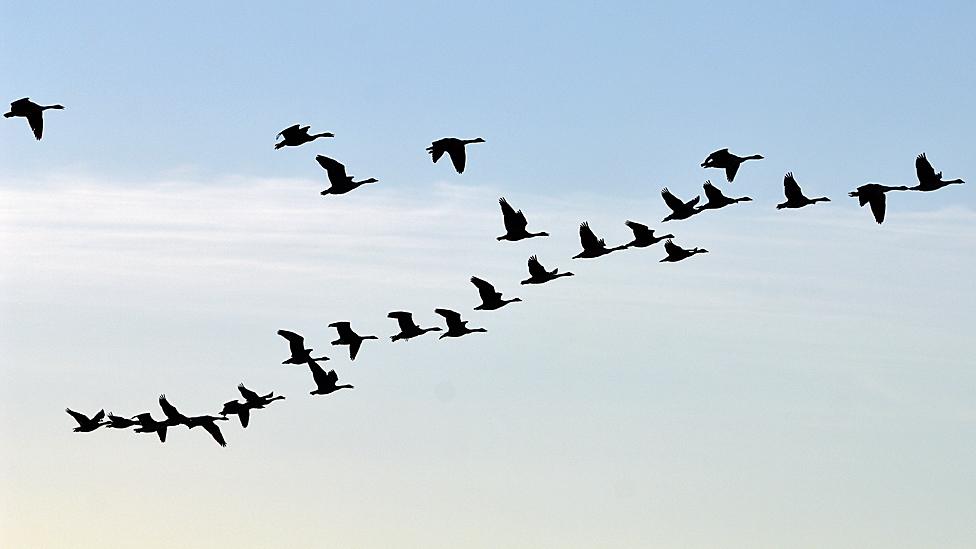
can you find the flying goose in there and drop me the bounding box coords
[308,363,354,396]
[470,276,522,310]
[849,183,909,224]
[185,415,229,447]
[776,172,830,209]
[697,181,752,211]
[521,255,574,285]
[660,239,709,262]
[573,222,626,259]
[5,97,64,140]
[65,408,106,433]
[497,197,549,241]
[277,329,330,365]
[275,124,333,149]
[700,148,763,182]
[661,187,701,222]
[434,308,487,339]
[426,137,485,173]
[387,311,442,342]
[623,221,673,248]
[132,412,168,443]
[911,153,964,192]
[328,321,378,361]
[316,155,378,195]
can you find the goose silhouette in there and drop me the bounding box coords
[388,311,442,341]
[328,321,378,360]
[849,183,909,224]
[132,412,168,443]
[427,137,485,173]
[65,408,105,432]
[623,221,673,248]
[5,97,64,140]
[158,394,190,427]
[308,363,354,396]
[317,155,378,195]
[219,400,252,428]
[660,239,708,262]
[185,415,229,447]
[104,412,138,429]
[497,197,549,241]
[434,308,487,339]
[777,172,829,209]
[911,153,964,192]
[521,255,574,285]
[277,329,330,365]
[275,124,333,149]
[700,148,763,182]
[661,187,701,222]
[471,276,521,310]
[573,222,626,259]
[697,181,752,211]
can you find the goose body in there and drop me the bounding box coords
[5,97,64,140]
[700,148,763,182]
[275,124,333,149]
[521,255,574,285]
[427,137,485,173]
[776,172,830,209]
[660,239,708,262]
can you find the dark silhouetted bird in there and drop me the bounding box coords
[573,222,626,259]
[65,408,105,432]
[521,255,574,285]
[849,183,909,224]
[701,148,764,182]
[5,98,64,140]
[777,172,830,209]
[185,415,229,447]
[911,153,964,192]
[697,181,752,211]
[316,155,378,195]
[105,412,138,429]
[132,412,168,443]
[220,400,252,428]
[328,322,378,361]
[277,329,330,365]
[661,188,701,222]
[388,311,442,342]
[275,124,333,150]
[434,308,487,339]
[308,363,354,396]
[496,197,549,241]
[158,394,190,427]
[623,221,673,248]
[471,276,522,310]
[660,239,708,262]
[238,383,285,409]
[427,137,485,173]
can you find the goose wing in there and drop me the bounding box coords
[309,361,330,390]
[660,188,685,212]
[783,172,806,201]
[447,144,467,173]
[434,308,464,330]
[387,311,418,332]
[65,408,90,426]
[91,409,106,423]
[702,181,726,202]
[348,338,363,361]
[27,110,43,140]
[868,193,887,224]
[470,276,499,302]
[315,155,349,185]
[624,220,651,239]
[663,239,681,256]
[200,420,227,447]
[916,153,938,183]
[579,222,605,250]
[277,124,301,139]
[527,255,547,278]
[427,139,447,163]
[725,163,740,182]
[10,97,32,110]
[158,394,185,423]
[499,197,527,232]
[330,321,355,340]
[238,383,262,404]
[277,329,307,357]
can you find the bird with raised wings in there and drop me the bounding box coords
[776,172,830,209]
[470,276,522,310]
[697,181,752,211]
[660,239,709,263]
[277,329,330,365]
[427,137,485,173]
[274,124,333,149]
[308,363,354,396]
[65,408,106,433]
[496,197,549,241]
[434,308,487,339]
[700,148,763,182]
[5,97,64,140]
[521,255,574,285]
[316,155,378,195]
[623,221,673,248]
[661,187,701,222]
[328,321,378,361]
[387,311,442,342]
[158,394,190,428]
[911,153,964,192]
[573,222,626,259]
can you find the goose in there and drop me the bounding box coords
[185,415,229,447]
[697,181,752,211]
[105,412,138,429]
[661,188,701,222]
[776,172,830,209]
[65,408,106,432]
[328,321,378,361]
[700,148,763,182]
[623,221,673,248]
[660,239,708,262]
[388,311,442,341]
[911,153,964,192]
[849,183,909,224]
[275,124,333,149]
[316,155,378,195]
[308,363,354,396]
[434,308,487,339]
[497,197,548,241]
[521,255,574,285]
[158,394,190,427]
[238,383,285,408]
[219,400,252,428]
[427,137,485,173]
[277,329,330,365]
[132,412,168,443]
[470,276,522,310]
[5,97,64,140]
[573,222,626,259]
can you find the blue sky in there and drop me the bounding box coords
[2,2,975,548]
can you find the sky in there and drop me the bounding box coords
[1,1,975,548]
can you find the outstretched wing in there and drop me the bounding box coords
[448,146,467,173]
[660,188,685,212]
[579,222,604,250]
[470,276,499,302]
[427,140,447,163]
[315,155,349,185]
[702,181,726,202]
[91,409,105,423]
[277,124,301,139]
[277,329,306,356]
[434,308,464,330]
[387,311,418,332]
[725,164,740,182]
[26,110,44,140]
[624,220,651,239]
[330,321,355,340]
[915,153,938,183]
[527,255,547,278]
[309,361,330,390]
[663,239,681,256]
[783,172,806,202]
[868,194,887,224]
[65,408,89,426]
[238,383,261,404]
[201,421,227,447]
[499,197,528,232]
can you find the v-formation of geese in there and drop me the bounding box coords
[25,99,963,445]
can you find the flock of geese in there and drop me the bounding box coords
[5,96,964,447]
